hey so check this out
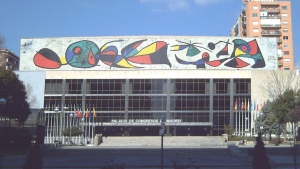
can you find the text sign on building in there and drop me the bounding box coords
[20,36,278,70]
[111,119,182,123]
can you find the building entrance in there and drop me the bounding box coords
[94,126,212,137]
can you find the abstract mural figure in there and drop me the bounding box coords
[225,39,265,68]
[31,38,267,70]
[98,40,171,68]
[33,40,171,69]
[171,40,211,57]
[207,40,232,50]
[175,52,210,68]
[215,40,231,58]
[33,48,62,69]
[65,40,100,68]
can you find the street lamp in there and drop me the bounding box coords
[260,112,264,135]
[69,113,73,145]
[54,107,59,142]
[245,117,248,136]
[160,115,165,169]
[0,98,6,105]
[81,117,85,144]
[54,107,68,144]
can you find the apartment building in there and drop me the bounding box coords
[0,48,19,70]
[231,0,294,70]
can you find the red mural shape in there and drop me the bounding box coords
[33,48,61,69]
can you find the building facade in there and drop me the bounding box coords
[0,49,19,70]
[230,0,294,70]
[19,36,281,144]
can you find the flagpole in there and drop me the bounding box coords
[88,108,91,144]
[239,110,241,137]
[241,110,244,137]
[235,111,237,136]
[248,110,250,136]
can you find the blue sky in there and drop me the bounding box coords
[0,0,299,66]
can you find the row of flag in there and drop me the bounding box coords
[73,105,97,118]
[234,98,265,111]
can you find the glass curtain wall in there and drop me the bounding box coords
[43,78,251,138]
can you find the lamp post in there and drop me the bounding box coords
[55,107,68,144]
[0,98,6,169]
[160,115,165,169]
[69,113,73,144]
[54,107,59,142]
[260,112,263,135]
[81,117,85,144]
[245,117,248,136]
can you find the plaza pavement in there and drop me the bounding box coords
[2,136,300,169]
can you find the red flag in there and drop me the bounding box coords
[85,107,89,117]
[77,108,82,118]
[234,98,237,110]
[93,107,96,117]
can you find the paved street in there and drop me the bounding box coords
[3,146,252,169]
[2,136,300,169]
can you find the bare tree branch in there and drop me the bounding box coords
[0,34,5,48]
[260,70,300,100]
[25,83,39,108]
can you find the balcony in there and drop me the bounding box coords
[242,22,246,28]
[261,9,280,13]
[261,30,281,36]
[260,24,281,28]
[242,30,247,36]
[260,16,281,19]
[278,61,283,66]
[261,2,280,6]
[277,38,282,44]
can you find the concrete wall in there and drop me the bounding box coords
[15,71,45,108]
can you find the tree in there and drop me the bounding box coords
[252,133,271,169]
[0,68,31,124]
[63,125,83,137]
[224,124,235,138]
[255,100,283,141]
[260,70,300,100]
[271,89,300,143]
[259,71,300,142]
[0,34,5,48]
[25,83,39,108]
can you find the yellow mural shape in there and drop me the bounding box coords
[60,56,67,65]
[117,58,135,68]
[235,48,246,57]
[136,43,156,56]
[172,46,180,50]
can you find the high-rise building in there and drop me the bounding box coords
[0,48,19,70]
[230,0,294,70]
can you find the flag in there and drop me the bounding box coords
[73,105,78,117]
[253,100,256,111]
[93,107,96,117]
[244,98,247,110]
[85,107,89,117]
[77,107,82,118]
[241,98,244,110]
[234,98,237,110]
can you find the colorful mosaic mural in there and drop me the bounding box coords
[20,36,278,70]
